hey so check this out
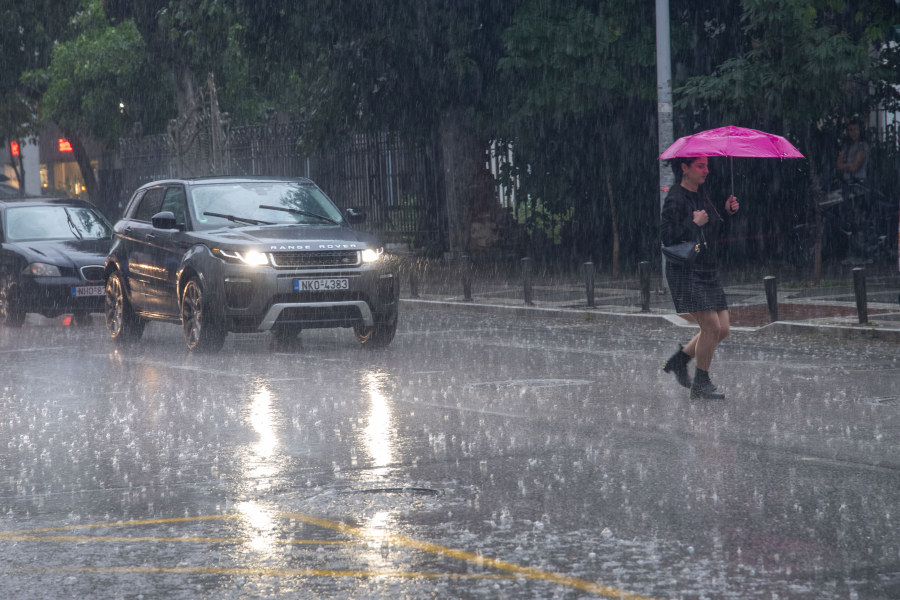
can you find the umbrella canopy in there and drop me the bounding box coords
[658,126,804,160]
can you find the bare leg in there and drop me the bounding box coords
[682,331,701,358]
[690,310,722,371]
[716,309,730,343]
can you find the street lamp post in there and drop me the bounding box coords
[656,0,674,289]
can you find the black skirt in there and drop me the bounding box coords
[666,263,728,314]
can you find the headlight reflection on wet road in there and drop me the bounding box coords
[237,382,281,556]
[362,370,395,474]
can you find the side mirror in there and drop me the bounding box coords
[345,207,367,225]
[151,211,182,230]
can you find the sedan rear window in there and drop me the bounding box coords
[5,206,112,242]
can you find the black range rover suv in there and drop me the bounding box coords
[104,177,398,350]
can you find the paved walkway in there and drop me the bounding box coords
[394,256,900,341]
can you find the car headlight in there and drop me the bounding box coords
[361,247,384,263]
[212,248,269,266]
[23,263,61,277]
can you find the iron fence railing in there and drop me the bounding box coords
[119,124,444,246]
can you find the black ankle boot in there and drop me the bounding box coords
[691,368,725,400]
[663,345,692,389]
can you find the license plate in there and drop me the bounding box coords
[72,285,105,297]
[294,278,349,292]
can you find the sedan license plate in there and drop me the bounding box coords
[294,278,349,292]
[72,285,105,297]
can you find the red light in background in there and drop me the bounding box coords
[58,139,73,152]
[10,141,20,156]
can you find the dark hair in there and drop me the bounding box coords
[669,156,701,183]
[845,118,866,142]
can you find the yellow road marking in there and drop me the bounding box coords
[1,512,662,600]
[279,513,660,600]
[4,566,515,580]
[0,515,239,538]
[0,535,358,545]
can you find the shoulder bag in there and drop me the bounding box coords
[661,198,708,267]
[661,235,705,266]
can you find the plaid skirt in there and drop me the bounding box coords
[666,263,728,314]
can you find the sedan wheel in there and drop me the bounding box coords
[0,273,26,328]
[181,278,226,352]
[105,271,145,343]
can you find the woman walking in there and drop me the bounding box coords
[661,156,739,400]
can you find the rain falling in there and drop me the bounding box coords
[1,1,900,599]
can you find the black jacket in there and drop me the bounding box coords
[660,184,728,267]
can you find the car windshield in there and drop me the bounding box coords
[4,206,112,242]
[190,182,344,230]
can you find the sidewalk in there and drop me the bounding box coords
[394,256,900,342]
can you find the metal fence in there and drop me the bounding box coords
[119,124,444,247]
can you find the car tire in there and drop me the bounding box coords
[353,311,397,348]
[106,271,145,343]
[271,323,302,341]
[0,273,26,328]
[181,277,226,352]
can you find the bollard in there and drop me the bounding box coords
[584,262,595,307]
[639,261,651,312]
[461,255,472,302]
[764,276,778,323]
[409,259,419,299]
[522,257,533,305]
[853,267,867,324]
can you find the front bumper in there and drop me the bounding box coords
[207,259,398,332]
[18,276,106,315]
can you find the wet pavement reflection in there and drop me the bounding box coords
[1,308,900,598]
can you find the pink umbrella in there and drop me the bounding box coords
[658,125,804,194]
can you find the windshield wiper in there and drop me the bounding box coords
[259,204,339,225]
[64,209,83,240]
[203,212,275,226]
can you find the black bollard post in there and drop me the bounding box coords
[853,267,867,324]
[461,255,472,302]
[764,276,778,323]
[522,257,533,305]
[639,261,651,312]
[584,262,595,308]
[409,259,419,299]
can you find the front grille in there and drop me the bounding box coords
[276,305,363,324]
[80,266,105,281]
[270,250,360,269]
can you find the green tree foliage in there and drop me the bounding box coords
[0,0,80,192]
[497,0,656,271]
[678,0,900,282]
[237,0,518,144]
[104,0,241,122]
[27,2,168,145]
[23,0,171,204]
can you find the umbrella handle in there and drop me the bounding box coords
[730,156,734,198]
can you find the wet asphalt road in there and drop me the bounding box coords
[1,306,900,599]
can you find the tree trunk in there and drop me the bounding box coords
[806,127,823,285]
[601,135,620,278]
[439,108,480,257]
[173,62,196,123]
[64,131,99,206]
[7,150,25,197]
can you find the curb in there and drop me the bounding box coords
[400,298,900,341]
[400,298,680,326]
[758,320,900,343]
